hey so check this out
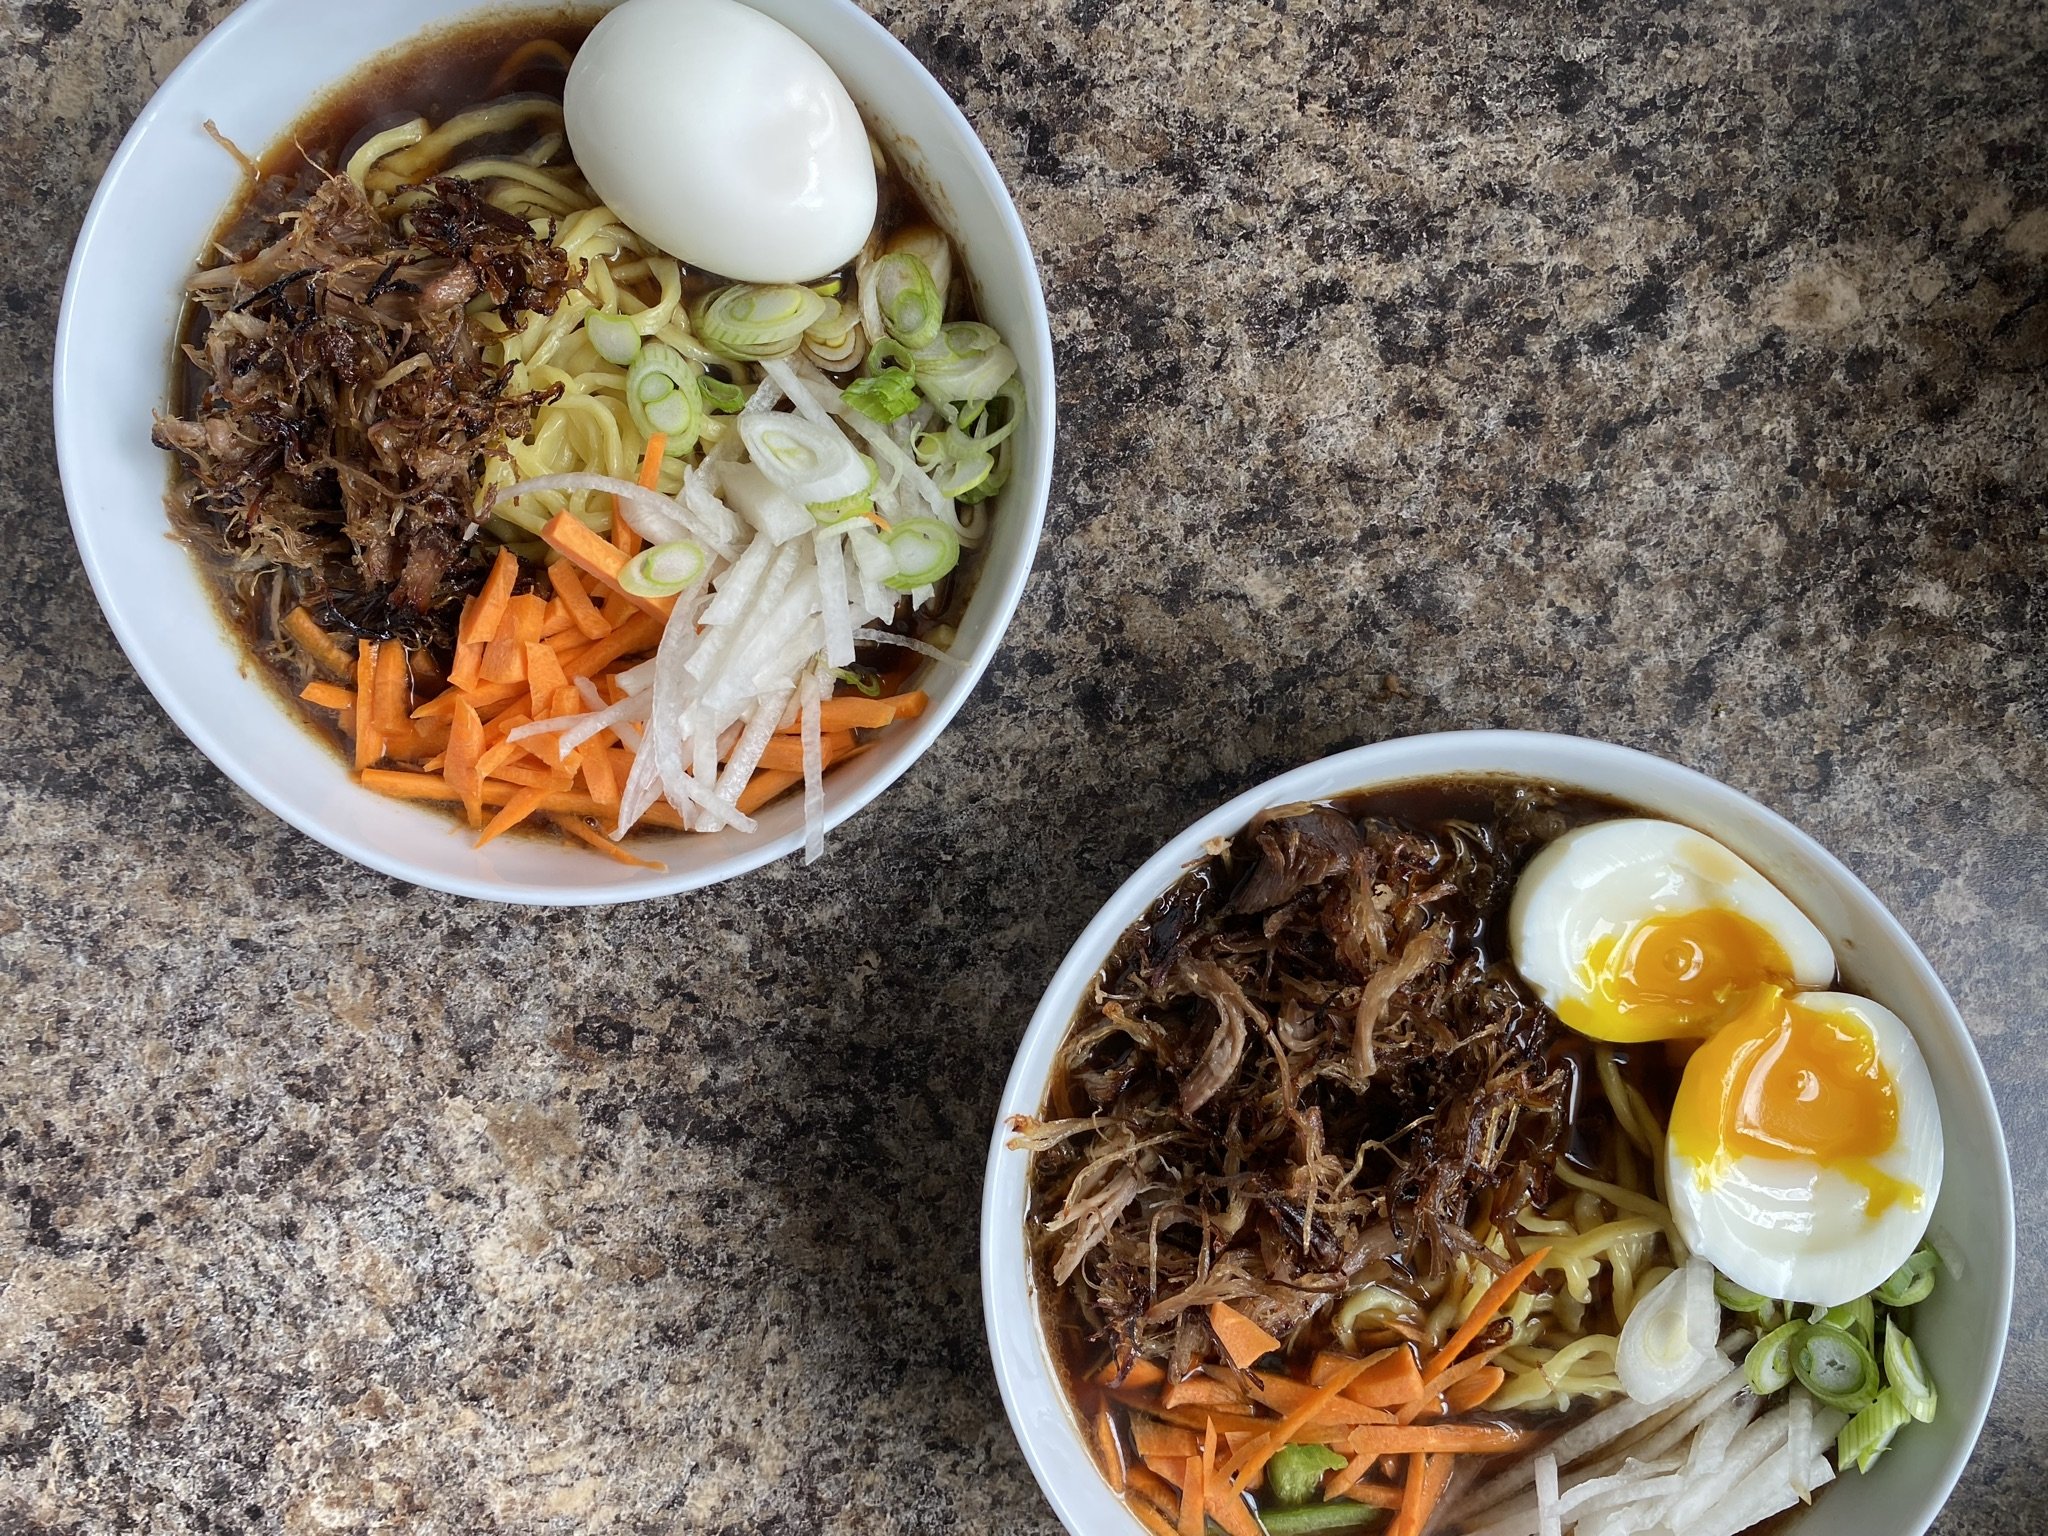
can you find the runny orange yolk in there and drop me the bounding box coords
[1668,988,1917,1214]
[1558,908,1792,1043]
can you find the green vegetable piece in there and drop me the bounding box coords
[1883,1321,1938,1423]
[872,251,944,349]
[692,283,832,361]
[841,368,921,424]
[585,311,642,367]
[1713,1276,1771,1316]
[1256,1500,1386,1534]
[1745,1320,1803,1396]
[1792,1323,1882,1414]
[1837,1386,1911,1472]
[1820,1295,1876,1352]
[1266,1444,1349,1508]
[1875,1247,1940,1309]
[698,374,747,414]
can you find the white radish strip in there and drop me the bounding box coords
[742,375,784,415]
[705,610,821,718]
[909,582,935,611]
[691,542,799,684]
[680,465,744,547]
[781,358,954,521]
[1578,1370,1752,1484]
[509,689,649,755]
[860,630,964,666]
[701,569,817,706]
[1691,1443,1835,1536]
[500,472,691,545]
[847,525,901,621]
[760,356,837,429]
[1785,1389,1812,1500]
[1661,1410,1789,1531]
[615,658,657,695]
[614,732,666,837]
[713,687,793,810]
[720,461,816,545]
[1535,1455,1560,1536]
[799,669,825,865]
[573,676,605,710]
[815,527,856,668]
[692,705,719,800]
[699,532,779,630]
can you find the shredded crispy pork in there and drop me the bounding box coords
[1016,786,1583,1381]
[153,172,570,644]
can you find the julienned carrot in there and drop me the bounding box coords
[1095,1409,1126,1495]
[1192,1419,1216,1536]
[475,785,546,847]
[1443,1364,1507,1415]
[1122,1470,1181,1536]
[1389,1451,1454,1536]
[772,690,930,733]
[1209,1302,1283,1371]
[1342,1424,1527,1457]
[549,559,609,640]
[525,640,568,719]
[637,434,667,489]
[373,640,410,732]
[1160,1375,1247,1413]
[285,608,356,676]
[1336,1481,1406,1509]
[1112,1401,1316,1440]
[736,767,800,814]
[300,680,354,710]
[541,511,674,619]
[1222,1353,1378,1494]
[445,701,485,827]
[356,769,685,829]
[756,729,858,774]
[562,611,664,677]
[353,640,380,769]
[1249,1376,1393,1426]
[1419,1247,1550,1386]
[1132,1420,1201,1461]
[552,814,666,870]
[464,547,519,645]
[1177,1439,1203,1536]
[1097,1358,1169,1391]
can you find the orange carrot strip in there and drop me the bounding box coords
[1343,1425,1526,1457]
[1221,1353,1379,1494]
[1398,1347,1508,1425]
[300,681,354,710]
[446,700,486,828]
[353,641,381,769]
[551,814,666,869]
[1177,1445,1203,1536]
[755,729,857,774]
[562,612,663,677]
[1096,1359,1169,1391]
[284,608,356,676]
[357,770,684,828]
[736,768,800,814]
[1095,1409,1126,1496]
[525,640,569,720]
[1443,1365,1507,1416]
[541,511,674,619]
[492,761,575,790]
[549,560,610,640]
[479,607,529,685]
[372,640,410,732]
[1159,1376,1249,1413]
[540,596,577,638]
[1209,1302,1284,1371]
[1123,1469,1182,1536]
[1131,1421,1201,1461]
[637,433,667,490]
[463,547,519,645]
[1111,1400,1321,1440]
[581,734,620,807]
[475,785,547,847]
[1187,1418,1215,1536]
[774,690,931,733]
[1389,1450,1455,1536]
[1249,1377,1393,1426]
[1335,1478,1406,1508]
[1419,1248,1550,1386]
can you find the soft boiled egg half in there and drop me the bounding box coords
[564,0,879,283]
[1510,818,1943,1306]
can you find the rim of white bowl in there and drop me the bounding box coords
[981,730,2014,1536]
[53,0,1054,905]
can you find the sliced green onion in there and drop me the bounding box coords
[1821,1295,1876,1352]
[881,518,961,591]
[957,447,1011,506]
[738,413,869,503]
[625,342,702,447]
[807,456,878,525]
[692,284,832,361]
[585,311,642,367]
[1793,1323,1881,1413]
[699,374,747,414]
[617,540,706,598]
[1876,1247,1940,1309]
[831,667,883,698]
[1265,1443,1349,1508]
[1745,1320,1804,1395]
[1884,1321,1938,1423]
[812,277,844,299]
[1714,1276,1771,1316]
[841,368,920,424]
[908,321,1018,404]
[1255,1502,1384,1535]
[1837,1387,1911,1472]
[872,251,943,349]
[915,426,995,498]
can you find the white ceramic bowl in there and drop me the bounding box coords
[982,731,2013,1536]
[55,0,1052,905]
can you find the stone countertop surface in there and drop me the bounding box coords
[2,0,2043,1531]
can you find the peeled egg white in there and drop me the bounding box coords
[1666,991,1944,1306]
[1509,818,1836,1041]
[564,0,878,283]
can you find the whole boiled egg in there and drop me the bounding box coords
[1666,989,1943,1305]
[1508,818,1836,1043]
[564,0,878,283]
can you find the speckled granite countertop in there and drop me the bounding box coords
[2,0,2043,1531]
